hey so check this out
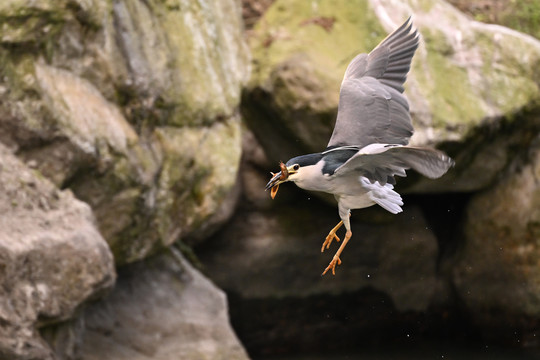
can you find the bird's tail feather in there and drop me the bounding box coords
[360,178,403,214]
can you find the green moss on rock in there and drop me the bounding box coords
[475,29,540,114]
[413,20,540,137]
[0,0,67,45]
[415,33,485,128]
[145,0,249,127]
[250,0,385,88]
[154,114,242,243]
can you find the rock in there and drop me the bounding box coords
[0,0,250,264]
[78,249,249,360]
[452,136,540,318]
[242,0,540,193]
[152,117,243,247]
[103,0,249,126]
[0,143,115,360]
[33,62,144,184]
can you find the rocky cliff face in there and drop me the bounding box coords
[0,0,249,359]
[1,0,540,359]
[1,0,249,264]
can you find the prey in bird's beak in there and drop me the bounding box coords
[265,162,289,199]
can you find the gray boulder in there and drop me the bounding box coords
[79,250,249,360]
[452,137,540,317]
[0,144,115,360]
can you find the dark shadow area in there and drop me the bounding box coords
[226,286,540,360]
[225,285,540,360]
[405,192,472,265]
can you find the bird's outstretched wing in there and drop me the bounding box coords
[327,17,419,148]
[334,144,454,185]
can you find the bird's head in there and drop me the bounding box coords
[264,161,301,199]
[265,153,324,199]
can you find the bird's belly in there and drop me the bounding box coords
[329,174,370,196]
[330,175,377,210]
[337,193,375,210]
[296,175,376,210]
[296,174,372,199]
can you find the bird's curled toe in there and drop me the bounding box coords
[321,256,342,276]
[321,232,340,252]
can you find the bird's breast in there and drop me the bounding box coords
[293,162,333,193]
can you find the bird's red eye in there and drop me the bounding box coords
[293,164,299,171]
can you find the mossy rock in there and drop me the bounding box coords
[154,115,242,246]
[0,0,249,266]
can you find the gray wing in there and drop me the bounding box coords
[328,17,419,148]
[334,145,454,185]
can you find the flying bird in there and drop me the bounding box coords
[265,17,454,276]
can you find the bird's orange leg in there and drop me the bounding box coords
[321,213,351,252]
[322,230,352,276]
[320,220,343,252]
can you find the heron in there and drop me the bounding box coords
[265,17,454,276]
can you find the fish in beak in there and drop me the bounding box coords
[265,162,289,199]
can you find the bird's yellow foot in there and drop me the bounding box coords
[321,230,352,276]
[321,220,343,252]
[322,256,342,276]
[321,232,340,252]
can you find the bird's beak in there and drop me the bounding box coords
[265,171,283,191]
[265,162,289,199]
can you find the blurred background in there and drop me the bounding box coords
[0,0,539,359]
